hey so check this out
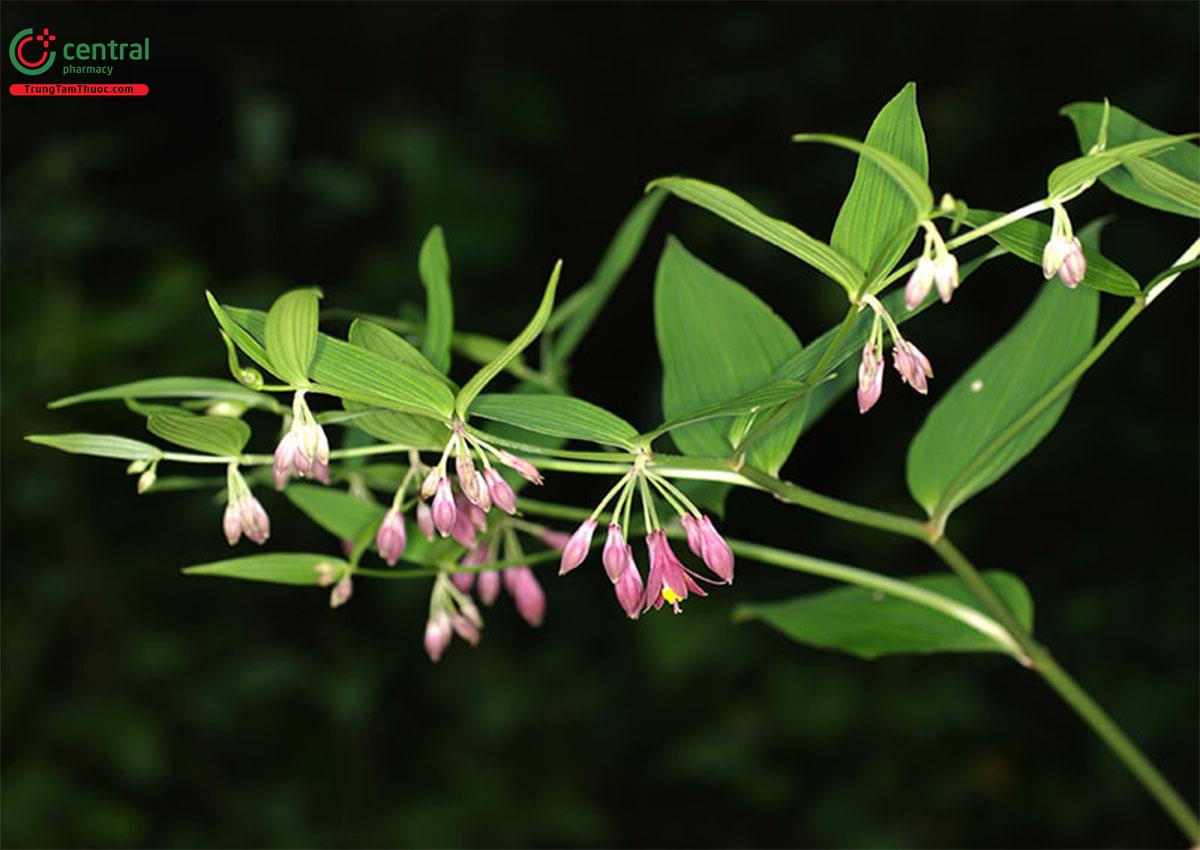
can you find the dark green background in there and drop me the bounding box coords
[3,3,1197,847]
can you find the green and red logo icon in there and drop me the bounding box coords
[9,27,57,75]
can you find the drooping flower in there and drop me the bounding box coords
[643,530,707,614]
[484,468,517,515]
[892,339,934,394]
[495,450,544,486]
[424,611,453,662]
[904,256,936,310]
[423,573,485,662]
[273,390,331,489]
[857,339,885,414]
[613,550,644,619]
[416,500,435,541]
[431,477,457,537]
[1058,239,1086,288]
[456,452,490,510]
[602,523,629,583]
[223,465,270,546]
[505,566,545,627]
[1042,204,1087,288]
[558,519,598,575]
[695,515,734,583]
[450,493,480,548]
[477,569,502,606]
[934,253,959,303]
[375,506,407,566]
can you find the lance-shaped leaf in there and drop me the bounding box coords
[418,226,454,373]
[648,176,864,295]
[1122,155,1200,214]
[827,83,930,284]
[147,412,251,456]
[207,292,273,373]
[795,134,932,218]
[547,189,667,370]
[737,571,1032,660]
[265,288,321,386]
[907,281,1098,532]
[1046,134,1200,200]
[655,237,805,474]
[455,260,562,418]
[642,380,809,444]
[348,319,453,389]
[223,305,455,418]
[26,433,162,462]
[49,377,280,411]
[183,553,349,586]
[963,210,1139,296]
[469,393,639,449]
[1060,101,1200,218]
[285,484,386,541]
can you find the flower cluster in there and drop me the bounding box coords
[904,222,960,309]
[857,293,936,414]
[423,572,485,662]
[273,390,331,488]
[558,457,734,617]
[1042,203,1087,288]
[222,463,270,546]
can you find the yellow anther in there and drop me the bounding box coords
[662,587,682,605]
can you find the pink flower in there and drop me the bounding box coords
[1058,238,1086,288]
[505,566,545,626]
[904,256,936,310]
[602,523,629,583]
[223,492,270,546]
[857,340,884,414]
[450,494,479,548]
[893,339,934,394]
[934,253,959,303]
[420,467,441,500]
[558,519,598,575]
[696,515,734,583]
[329,575,353,608]
[484,468,517,515]
[613,550,644,619]
[643,530,707,614]
[477,570,501,606]
[456,453,490,510]
[496,450,544,486]
[451,613,481,645]
[432,477,457,537]
[416,500,435,541]
[424,611,452,662]
[375,506,407,566]
[273,392,331,489]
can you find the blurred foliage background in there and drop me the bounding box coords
[2,3,1197,847]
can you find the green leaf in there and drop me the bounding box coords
[147,412,251,456]
[348,319,453,388]
[49,376,280,411]
[26,433,162,462]
[796,133,931,221]
[207,292,273,373]
[737,571,1032,660]
[648,176,864,295]
[225,307,455,418]
[264,288,321,385]
[183,553,348,586]
[1060,102,1200,218]
[1123,155,1200,213]
[418,226,454,373]
[655,237,805,474]
[642,380,809,444]
[285,483,386,540]
[455,260,562,418]
[340,404,449,450]
[547,189,667,369]
[469,393,639,449]
[963,210,1139,297]
[907,281,1098,529]
[1046,134,1199,199]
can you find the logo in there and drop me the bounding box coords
[9,27,57,75]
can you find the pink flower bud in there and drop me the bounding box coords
[466,500,488,532]
[420,467,441,501]
[558,519,597,575]
[222,502,242,545]
[432,478,457,537]
[540,528,573,551]
[452,571,475,592]
[239,494,271,545]
[857,341,884,414]
[602,523,629,583]
[375,506,407,566]
[506,566,545,627]
[484,468,517,515]
[477,570,501,606]
[416,500,435,541]
[424,611,452,662]
[497,450,543,486]
[697,515,734,584]
[329,575,353,608]
[450,496,479,549]
[893,340,934,395]
[456,453,485,507]
[1042,233,1072,280]
[934,254,959,303]
[451,613,481,645]
[904,256,936,310]
[1058,237,1086,288]
[273,431,300,490]
[680,514,703,558]
[613,549,644,619]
